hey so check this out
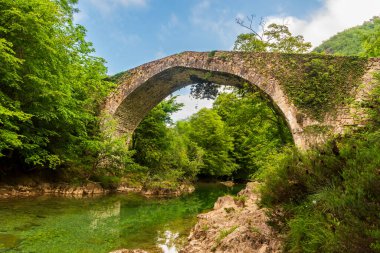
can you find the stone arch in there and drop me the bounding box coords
[103,51,380,149]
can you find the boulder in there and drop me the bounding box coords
[180,183,282,253]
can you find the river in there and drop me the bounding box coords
[0,183,243,253]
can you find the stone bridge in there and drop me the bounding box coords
[103,51,380,149]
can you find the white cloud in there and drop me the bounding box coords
[110,30,141,45]
[170,94,214,122]
[158,13,180,42]
[118,0,147,7]
[190,0,245,49]
[266,0,380,47]
[119,34,141,45]
[88,0,147,15]
[169,86,234,122]
[169,13,180,28]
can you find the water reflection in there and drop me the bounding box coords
[157,230,179,253]
[0,183,243,253]
[90,201,121,229]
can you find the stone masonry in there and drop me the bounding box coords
[103,51,380,149]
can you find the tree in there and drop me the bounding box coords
[132,97,183,169]
[233,33,267,52]
[132,97,203,187]
[0,0,113,170]
[213,90,292,178]
[184,108,238,177]
[363,17,380,57]
[234,15,311,53]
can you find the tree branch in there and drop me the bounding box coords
[236,14,264,40]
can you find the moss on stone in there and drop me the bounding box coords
[277,54,367,120]
[242,53,368,120]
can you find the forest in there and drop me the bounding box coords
[0,0,379,252]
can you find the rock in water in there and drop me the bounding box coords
[180,182,282,253]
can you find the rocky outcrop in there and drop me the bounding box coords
[0,182,195,199]
[180,182,282,253]
[140,183,195,196]
[0,182,109,198]
[219,181,234,187]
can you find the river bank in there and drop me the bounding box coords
[0,181,195,199]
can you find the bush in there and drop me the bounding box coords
[259,131,380,252]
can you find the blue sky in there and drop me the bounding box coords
[74,0,380,74]
[74,0,380,120]
[75,0,324,74]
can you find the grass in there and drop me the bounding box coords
[201,224,209,232]
[249,226,261,234]
[215,226,239,244]
[212,226,239,251]
[224,207,235,213]
[233,195,247,204]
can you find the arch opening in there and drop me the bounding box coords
[113,66,295,145]
[127,69,294,181]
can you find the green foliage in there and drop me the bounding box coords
[258,20,380,252]
[53,113,141,187]
[259,73,380,252]
[132,97,183,168]
[264,24,312,53]
[234,33,267,52]
[181,108,238,177]
[165,88,292,180]
[189,72,221,100]
[135,88,292,183]
[213,90,292,178]
[366,73,380,128]
[130,87,292,185]
[260,133,380,252]
[208,50,217,57]
[363,17,380,57]
[233,194,247,204]
[224,207,235,213]
[249,226,261,234]
[234,21,367,120]
[107,70,129,83]
[314,17,380,56]
[0,0,114,172]
[234,23,311,53]
[132,97,204,188]
[216,226,238,244]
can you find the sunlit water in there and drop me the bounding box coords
[0,183,243,253]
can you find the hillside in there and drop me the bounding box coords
[313,17,380,55]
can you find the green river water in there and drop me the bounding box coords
[0,183,243,253]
